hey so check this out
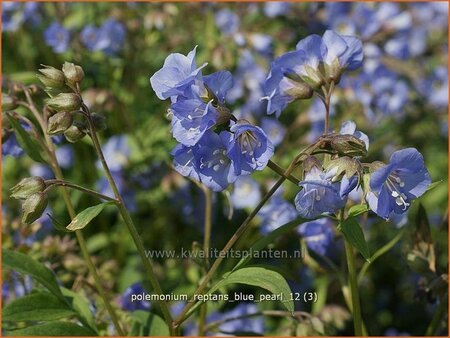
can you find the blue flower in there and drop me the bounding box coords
[98,135,130,172]
[2,133,23,158]
[55,145,74,169]
[259,196,298,234]
[210,303,264,335]
[81,19,126,56]
[223,121,274,176]
[119,283,151,311]
[150,46,207,100]
[295,166,346,219]
[44,22,70,53]
[298,218,334,256]
[263,2,291,17]
[231,176,261,209]
[366,148,431,220]
[171,143,200,181]
[30,164,54,180]
[321,30,364,73]
[215,9,240,36]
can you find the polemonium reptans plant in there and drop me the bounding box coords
[2,3,446,337]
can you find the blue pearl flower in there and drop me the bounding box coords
[261,117,286,147]
[44,21,70,54]
[295,166,346,219]
[223,121,274,176]
[150,46,207,100]
[231,176,261,210]
[366,148,431,220]
[119,283,151,312]
[298,218,334,256]
[2,133,23,158]
[259,196,298,234]
[81,19,126,56]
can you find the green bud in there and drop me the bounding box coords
[283,78,313,100]
[325,156,361,182]
[21,192,48,224]
[11,177,47,200]
[91,113,107,131]
[37,65,66,89]
[47,111,73,135]
[64,121,86,143]
[2,93,17,111]
[62,62,84,85]
[324,58,343,84]
[319,134,368,157]
[301,65,325,90]
[47,93,81,112]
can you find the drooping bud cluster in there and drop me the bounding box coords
[10,177,49,224]
[150,46,273,191]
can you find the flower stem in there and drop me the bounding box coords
[44,179,117,202]
[425,296,447,336]
[267,160,300,185]
[344,237,364,336]
[22,87,124,336]
[81,102,175,334]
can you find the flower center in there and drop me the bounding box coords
[386,174,410,210]
[200,149,228,172]
[238,131,261,161]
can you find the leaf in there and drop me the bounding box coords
[209,267,294,313]
[340,218,371,262]
[3,292,75,322]
[6,114,46,163]
[66,202,113,231]
[233,216,313,272]
[47,213,71,233]
[347,204,370,218]
[425,180,443,193]
[61,288,97,333]
[5,321,97,336]
[2,249,65,303]
[129,311,170,336]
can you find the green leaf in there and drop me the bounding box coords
[5,321,97,336]
[66,202,113,231]
[47,213,71,233]
[425,180,443,193]
[233,216,313,272]
[2,249,65,303]
[6,114,46,163]
[340,218,371,262]
[209,267,294,313]
[347,204,370,218]
[129,311,170,336]
[3,292,75,322]
[61,288,98,333]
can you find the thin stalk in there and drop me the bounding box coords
[44,179,117,202]
[425,296,447,336]
[320,82,334,135]
[22,88,124,336]
[81,102,174,334]
[267,160,300,185]
[343,238,364,336]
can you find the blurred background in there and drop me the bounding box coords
[2,2,448,336]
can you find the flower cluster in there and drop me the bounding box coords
[151,47,273,191]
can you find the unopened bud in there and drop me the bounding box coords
[11,177,46,200]
[64,121,86,143]
[303,156,322,175]
[47,111,73,135]
[2,93,17,111]
[324,58,343,84]
[62,62,84,85]
[325,156,361,182]
[319,134,367,157]
[21,192,48,224]
[47,93,81,112]
[282,78,313,100]
[301,65,325,90]
[37,65,66,89]
[91,113,107,131]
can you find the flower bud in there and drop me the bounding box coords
[62,62,84,85]
[319,134,368,157]
[2,93,17,111]
[37,65,66,89]
[47,111,73,135]
[301,65,325,90]
[283,78,313,100]
[91,113,107,131]
[47,93,81,112]
[11,177,47,200]
[21,192,48,224]
[325,156,361,182]
[303,156,322,175]
[324,58,343,84]
[64,121,86,143]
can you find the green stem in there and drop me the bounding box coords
[23,88,124,336]
[81,103,174,334]
[267,160,300,185]
[344,238,364,336]
[44,179,117,202]
[425,296,447,336]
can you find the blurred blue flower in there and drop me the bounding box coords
[263,2,291,18]
[366,148,431,220]
[30,164,54,180]
[259,196,298,234]
[44,21,70,53]
[119,282,151,311]
[231,176,261,209]
[55,145,74,169]
[298,217,334,256]
[215,9,240,36]
[150,46,207,100]
[260,117,285,147]
[295,166,345,219]
[211,303,264,335]
[2,272,33,304]
[224,121,274,176]
[2,2,22,32]
[98,171,136,212]
[23,2,42,26]
[81,19,126,55]
[248,33,273,56]
[98,135,130,172]
[419,66,448,108]
[2,133,23,158]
